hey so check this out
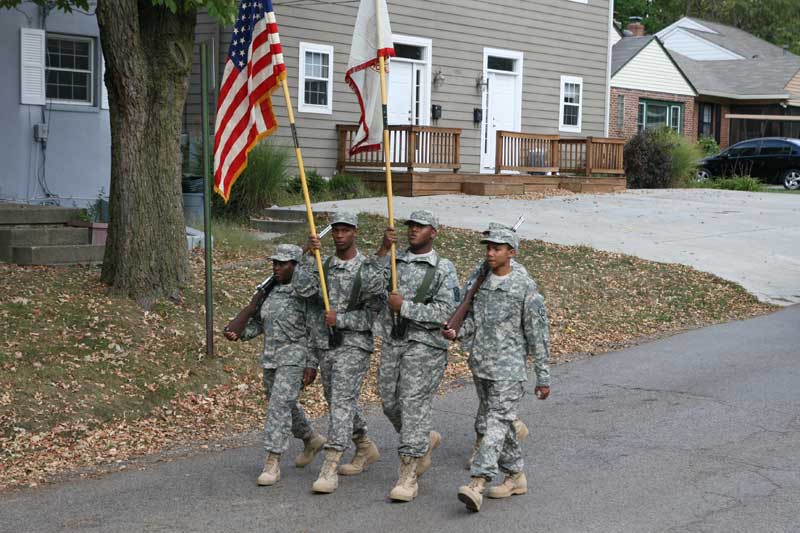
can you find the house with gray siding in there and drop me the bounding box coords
[1,2,110,208]
[186,0,614,182]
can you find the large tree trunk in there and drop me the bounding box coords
[96,0,196,307]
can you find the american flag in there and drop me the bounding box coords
[214,0,286,202]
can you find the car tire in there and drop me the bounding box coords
[783,169,800,190]
[695,167,712,182]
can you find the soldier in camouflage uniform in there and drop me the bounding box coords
[462,222,532,470]
[443,227,551,512]
[224,244,324,487]
[293,212,382,494]
[363,210,460,502]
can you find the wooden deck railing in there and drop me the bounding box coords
[337,124,461,172]
[559,137,625,176]
[494,131,560,174]
[496,131,625,176]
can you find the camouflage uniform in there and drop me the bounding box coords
[293,213,382,452]
[241,244,318,455]
[464,252,531,440]
[460,229,551,480]
[363,211,460,457]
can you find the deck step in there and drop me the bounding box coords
[0,204,83,225]
[462,182,525,196]
[250,218,306,234]
[253,209,331,234]
[261,207,310,222]
[12,244,105,265]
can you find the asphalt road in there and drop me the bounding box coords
[305,189,800,305]
[2,306,798,532]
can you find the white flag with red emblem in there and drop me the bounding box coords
[345,0,395,155]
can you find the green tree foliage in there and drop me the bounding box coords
[0,0,236,21]
[615,0,800,55]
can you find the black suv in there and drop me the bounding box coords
[696,137,800,190]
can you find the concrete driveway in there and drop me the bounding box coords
[307,189,800,305]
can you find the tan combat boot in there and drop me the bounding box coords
[388,456,419,502]
[257,452,281,486]
[487,472,528,499]
[512,419,529,442]
[311,449,343,494]
[464,434,483,470]
[295,432,326,468]
[338,434,380,476]
[416,431,441,477]
[457,477,487,512]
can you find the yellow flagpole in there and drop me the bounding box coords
[375,1,398,292]
[280,77,332,313]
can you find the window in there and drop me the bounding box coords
[616,95,625,132]
[46,35,94,105]
[559,75,583,132]
[487,56,515,72]
[725,140,760,157]
[637,100,683,133]
[394,43,423,61]
[759,140,792,156]
[698,103,714,137]
[298,42,333,114]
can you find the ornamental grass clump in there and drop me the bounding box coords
[213,142,292,220]
[624,127,701,188]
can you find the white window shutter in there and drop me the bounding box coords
[20,28,46,105]
[101,56,109,109]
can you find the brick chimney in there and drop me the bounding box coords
[627,16,646,37]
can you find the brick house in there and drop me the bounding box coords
[658,18,800,149]
[608,20,698,141]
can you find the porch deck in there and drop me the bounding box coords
[355,171,627,196]
[336,126,627,196]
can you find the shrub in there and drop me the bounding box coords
[287,169,328,196]
[710,176,763,192]
[624,129,673,188]
[212,142,292,219]
[624,127,701,188]
[697,135,720,157]
[329,173,369,199]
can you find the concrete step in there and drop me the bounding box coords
[261,207,309,222]
[250,218,306,234]
[0,225,90,262]
[12,244,105,265]
[0,203,83,225]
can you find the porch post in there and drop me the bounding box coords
[495,130,503,174]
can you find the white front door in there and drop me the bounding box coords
[388,60,424,165]
[482,71,518,172]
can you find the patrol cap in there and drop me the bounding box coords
[480,228,520,250]
[404,210,439,229]
[482,222,513,235]
[330,211,358,228]
[270,243,303,263]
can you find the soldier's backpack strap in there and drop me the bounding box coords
[322,255,334,299]
[344,264,364,313]
[411,257,440,304]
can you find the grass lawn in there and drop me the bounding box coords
[0,214,774,490]
[761,188,800,195]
